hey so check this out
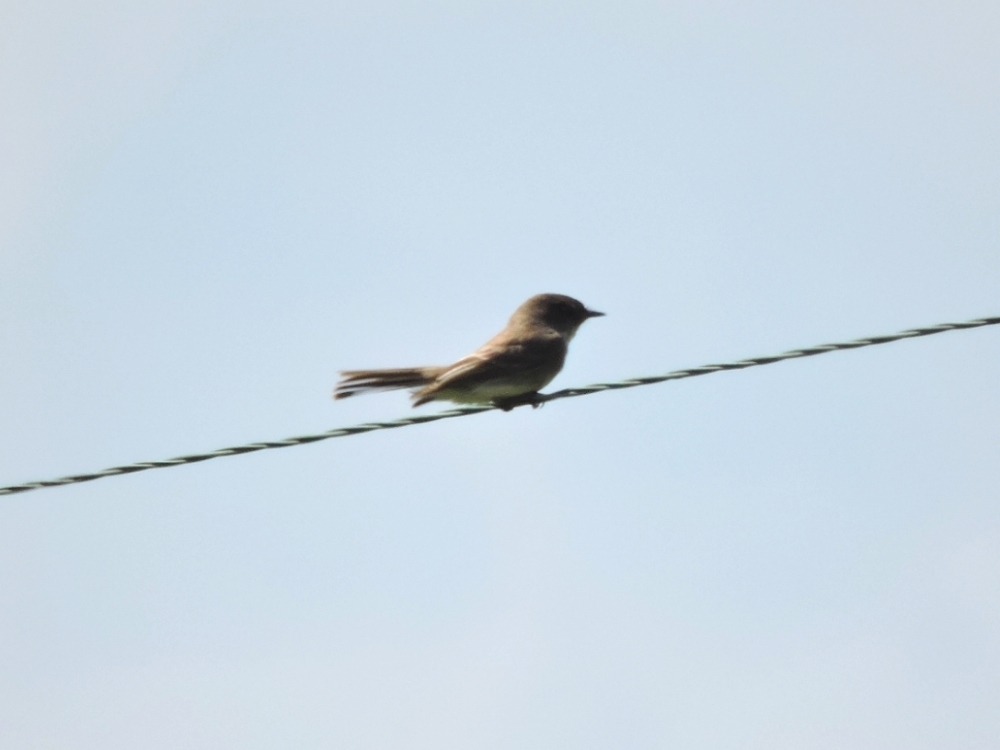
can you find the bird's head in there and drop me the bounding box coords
[513,293,604,338]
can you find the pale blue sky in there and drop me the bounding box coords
[2,1,999,748]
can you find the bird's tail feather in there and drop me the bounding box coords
[334,367,441,400]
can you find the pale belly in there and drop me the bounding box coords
[432,372,557,404]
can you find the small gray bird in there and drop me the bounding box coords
[334,293,604,409]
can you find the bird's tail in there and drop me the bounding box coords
[334,367,442,400]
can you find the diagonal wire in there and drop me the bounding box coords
[1,314,998,497]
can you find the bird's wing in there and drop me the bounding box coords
[433,335,566,389]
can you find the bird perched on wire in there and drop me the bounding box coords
[334,293,604,410]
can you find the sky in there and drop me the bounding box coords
[1,1,999,747]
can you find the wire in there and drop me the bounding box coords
[2,314,998,497]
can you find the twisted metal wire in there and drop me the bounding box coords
[2,315,998,497]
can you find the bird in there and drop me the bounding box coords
[334,293,604,410]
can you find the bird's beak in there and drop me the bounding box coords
[585,309,605,318]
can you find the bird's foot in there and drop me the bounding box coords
[492,392,548,412]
